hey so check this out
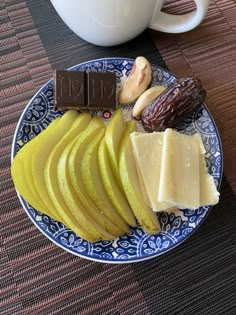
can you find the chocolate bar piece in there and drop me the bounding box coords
[54,70,86,110]
[87,72,116,109]
[54,70,116,111]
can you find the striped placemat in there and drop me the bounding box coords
[1,0,236,314]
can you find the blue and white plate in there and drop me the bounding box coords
[11,58,223,263]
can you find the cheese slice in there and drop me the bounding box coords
[133,151,151,208]
[130,132,174,211]
[184,132,220,206]
[131,129,219,212]
[199,156,220,206]
[158,129,200,210]
[198,136,220,206]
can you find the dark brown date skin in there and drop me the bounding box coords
[141,77,206,132]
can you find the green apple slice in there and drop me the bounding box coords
[118,121,161,235]
[31,110,78,221]
[104,108,125,191]
[58,117,118,241]
[80,129,129,234]
[98,137,136,227]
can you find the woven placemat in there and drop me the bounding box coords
[1,0,236,314]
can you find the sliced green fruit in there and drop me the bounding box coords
[58,117,117,241]
[23,119,62,214]
[44,113,97,241]
[45,112,91,209]
[12,153,48,214]
[11,119,61,221]
[12,114,94,241]
[31,110,78,221]
[69,127,124,237]
[118,121,161,234]
[104,108,125,190]
[80,129,129,234]
[98,138,136,227]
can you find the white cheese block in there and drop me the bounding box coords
[199,156,220,206]
[198,137,220,206]
[133,154,151,208]
[182,132,220,206]
[130,132,174,211]
[158,129,200,210]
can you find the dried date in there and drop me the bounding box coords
[141,77,206,132]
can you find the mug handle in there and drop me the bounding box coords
[149,0,210,33]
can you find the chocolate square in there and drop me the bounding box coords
[54,70,86,110]
[87,72,116,109]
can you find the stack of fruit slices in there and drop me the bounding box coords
[11,109,161,242]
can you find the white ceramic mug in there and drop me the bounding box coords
[50,0,210,46]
